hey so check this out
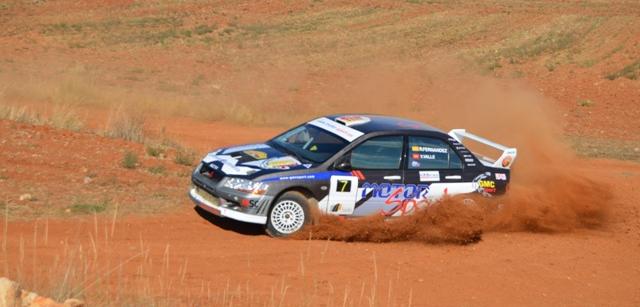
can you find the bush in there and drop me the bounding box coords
[122,151,138,169]
[147,165,166,175]
[145,143,166,157]
[68,200,108,214]
[174,148,195,166]
[105,106,145,142]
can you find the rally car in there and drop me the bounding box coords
[189,115,517,237]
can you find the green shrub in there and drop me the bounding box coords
[147,165,166,175]
[122,151,138,169]
[145,143,165,157]
[68,200,108,214]
[174,148,196,166]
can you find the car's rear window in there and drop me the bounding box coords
[407,136,462,169]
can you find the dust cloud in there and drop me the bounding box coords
[288,60,612,243]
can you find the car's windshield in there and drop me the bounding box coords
[270,124,349,163]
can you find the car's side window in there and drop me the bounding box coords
[350,136,403,170]
[407,136,462,169]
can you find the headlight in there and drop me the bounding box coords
[221,178,269,195]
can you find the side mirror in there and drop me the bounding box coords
[334,156,352,171]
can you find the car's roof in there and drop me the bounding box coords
[322,114,443,134]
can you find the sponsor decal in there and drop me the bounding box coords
[223,143,270,154]
[472,172,494,195]
[411,160,421,168]
[303,163,313,168]
[361,183,431,217]
[478,180,495,189]
[361,182,430,199]
[244,150,268,160]
[464,158,474,162]
[419,171,440,182]
[261,171,350,182]
[501,155,513,167]
[472,172,497,193]
[331,203,342,212]
[478,179,496,193]
[308,117,364,142]
[411,146,448,153]
[495,173,507,180]
[260,156,301,170]
[467,163,476,167]
[335,115,371,126]
[350,170,366,180]
[274,174,318,181]
[412,153,436,160]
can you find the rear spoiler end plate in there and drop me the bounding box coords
[448,129,517,169]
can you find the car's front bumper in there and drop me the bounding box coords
[189,186,267,224]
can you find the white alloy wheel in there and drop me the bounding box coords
[269,200,306,234]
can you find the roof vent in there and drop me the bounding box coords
[334,116,371,127]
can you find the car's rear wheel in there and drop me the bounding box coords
[266,191,311,237]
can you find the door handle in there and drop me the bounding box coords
[383,175,402,181]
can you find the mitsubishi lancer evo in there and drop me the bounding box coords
[189,115,517,237]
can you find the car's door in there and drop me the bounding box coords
[403,135,466,204]
[327,135,405,217]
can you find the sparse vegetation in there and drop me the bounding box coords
[0,103,84,131]
[174,148,196,166]
[606,60,640,80]
[145,143,166,158]
[194,24,215,35]
[105,107,145,142]
[122,151,138,169]
[0,104,45,125]
[67,199,108,214]
[577,98,594,107]
[49,104,84,131]
[570,136,640,162]
[147,165,166,175]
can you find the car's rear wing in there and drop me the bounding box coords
[448,129,517,169]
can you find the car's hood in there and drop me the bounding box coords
[201,143,314,177]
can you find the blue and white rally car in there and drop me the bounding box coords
[189,115,517,237]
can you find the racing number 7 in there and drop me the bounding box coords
[337,179,352,192]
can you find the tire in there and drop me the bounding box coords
[265,191,312,237]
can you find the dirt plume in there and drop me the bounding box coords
[294,61,613,243]
[297,197,484,244]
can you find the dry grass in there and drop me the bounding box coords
[0,102,83,131]
[570,136,640,162]
[174,148,196,166]
[104,106,146,143]
[1,213,417,305]
[0,104,46,125]
[606,59,640,80]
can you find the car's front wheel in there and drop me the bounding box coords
[266,191,311,237]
